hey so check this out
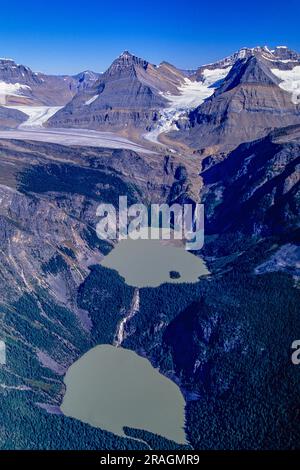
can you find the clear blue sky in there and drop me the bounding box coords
[1,0,299,75]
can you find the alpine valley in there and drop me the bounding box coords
[0,45,299,450]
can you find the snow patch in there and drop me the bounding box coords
[84,94,99,105]
[271,65,300,104]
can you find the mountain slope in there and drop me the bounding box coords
[200,124,300,238]
[47,51,188,132]
[172,47,300,152]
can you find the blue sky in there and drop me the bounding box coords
[1,0,299,74]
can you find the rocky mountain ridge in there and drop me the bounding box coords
[173,47,300,152]
[0,57,100,105]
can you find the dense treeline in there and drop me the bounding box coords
[18,163,139,206]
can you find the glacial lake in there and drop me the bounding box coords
[61,345,187,444]
[100,237,209,288]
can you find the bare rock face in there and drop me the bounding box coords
[47,51,187,131]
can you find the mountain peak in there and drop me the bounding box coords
[115,50,147,64]
[119,50,133,58]
[214,54,280,96]
[105,51,149,77]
